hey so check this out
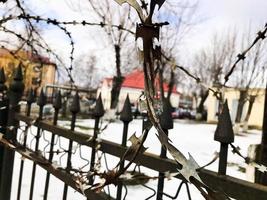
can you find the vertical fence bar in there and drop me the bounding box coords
[0,66,24,200]
[214,100,234,175]
[43,91,62,200]
[17,89,35,200]
[62,92,80,200]
[156,99,173,200]
[29,89,46,200]
[259,83,267,185]
[0,68,8,187]
[89,94,104,185]
[116,95,133,200]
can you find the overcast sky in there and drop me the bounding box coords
[2,0,267,80]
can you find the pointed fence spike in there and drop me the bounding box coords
[120,94,133,123]
[0,68,6,83]
[37,89,47,106]
[26,89,35,104]
[14,63,23,81]
[8,67,25,104]
[53,91,62,110]
[70,92,80,114]
[160,99,174,130]
[93,93,105,118]
[214,100,235,143]
[0,68,7,92]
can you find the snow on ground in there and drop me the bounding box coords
[10,119,261,200]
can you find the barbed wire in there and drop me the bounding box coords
[230,143,267,173]
[0,12,136,87]
[223,24,267,86]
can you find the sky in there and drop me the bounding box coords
[1,0,267,83]
[184,0,267,50]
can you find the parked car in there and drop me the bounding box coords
[172,108,196,119]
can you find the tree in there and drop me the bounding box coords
[73,54,98,89]
[192,31,237,119]
[86,0,138,109]
[231,39,267,132]
[156,0,199,103]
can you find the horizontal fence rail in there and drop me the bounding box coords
[14,113,267,200]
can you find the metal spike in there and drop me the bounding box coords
[159,99,173,130]
[53,91,62,110]
[37,89,47,107]
[0,68,6,83]
[14,63,23,81]
[0,68,7,92]
[70,92,80,114]
[26,89,35,104]
[214,100,234,143]
[93,93,105,118]
[9,66,25,97]
[120,94,133,123]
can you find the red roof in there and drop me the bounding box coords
[121,70,178,94]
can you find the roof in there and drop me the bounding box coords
[0,48,56,65]
[121,69,178,94]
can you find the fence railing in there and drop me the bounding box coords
[0,67,267,200]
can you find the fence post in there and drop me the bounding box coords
[29,88,46,200]
[0,65,24,200]
[0,68,8,187]
[62,91,80,200]
[89,94,104,184]
[156,99,173,200]
[214,100,234,175]
[259,84,267,185]
[116,95,133,200]
[17,88,35,200]
[43,90,62,200]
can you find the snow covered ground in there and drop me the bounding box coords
[10,119,262,200]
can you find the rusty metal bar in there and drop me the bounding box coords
[89,94,104,185]
[156,129,168,200]
[0,66,24,200]
[0,67,8,188]
[43,91,61,200]
[62,92,79,200]
[116,95,132,200]
[17,90,34,200]
[116,121,129,200]
[29,90,45,200]
[89,117,100,185]
[218,143,228,175]
[259,83,267,185]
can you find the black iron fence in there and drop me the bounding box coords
[1,67,267,200]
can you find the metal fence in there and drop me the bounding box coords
[1,67,267,200]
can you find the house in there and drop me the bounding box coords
[0,48,56,95]
[98,69,180,110]
[206,87,265,128]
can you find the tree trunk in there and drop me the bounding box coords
[242,95,256,132]
[235,90,247,123]
[110,45,123,109]
[234,89,247,134]
[110,76,124,109]
[197,89,209,113]
[167,69,175,101]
